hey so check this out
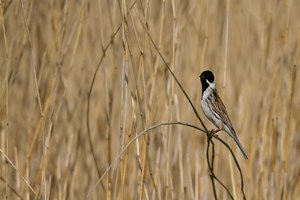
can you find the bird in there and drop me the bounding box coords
[200,70,248,159]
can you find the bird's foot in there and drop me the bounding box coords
[213,129,221,135]
[208,129,220,138]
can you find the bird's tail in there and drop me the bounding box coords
[232,136,248,159]
[226,127,248,159]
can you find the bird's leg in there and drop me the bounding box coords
[213,129,221,135]
[208,129,221,138]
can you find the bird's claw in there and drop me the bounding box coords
[208,129,220,139]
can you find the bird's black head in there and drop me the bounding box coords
[200,70,215,94]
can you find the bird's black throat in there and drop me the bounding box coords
[200,70,215,95]
[200,78,209,95]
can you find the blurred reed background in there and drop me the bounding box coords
[0,0,299,199]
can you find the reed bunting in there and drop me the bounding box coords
[200,70,248,159]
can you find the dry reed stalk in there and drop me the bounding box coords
[2,7,9,200]
[0,149,38,198]
[116,0,129,198]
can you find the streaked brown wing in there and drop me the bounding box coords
[211,90,236,134]
[211,90,248,159]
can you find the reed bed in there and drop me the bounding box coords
[0,0,299,199]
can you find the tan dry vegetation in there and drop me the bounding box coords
[0,0,300,199]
